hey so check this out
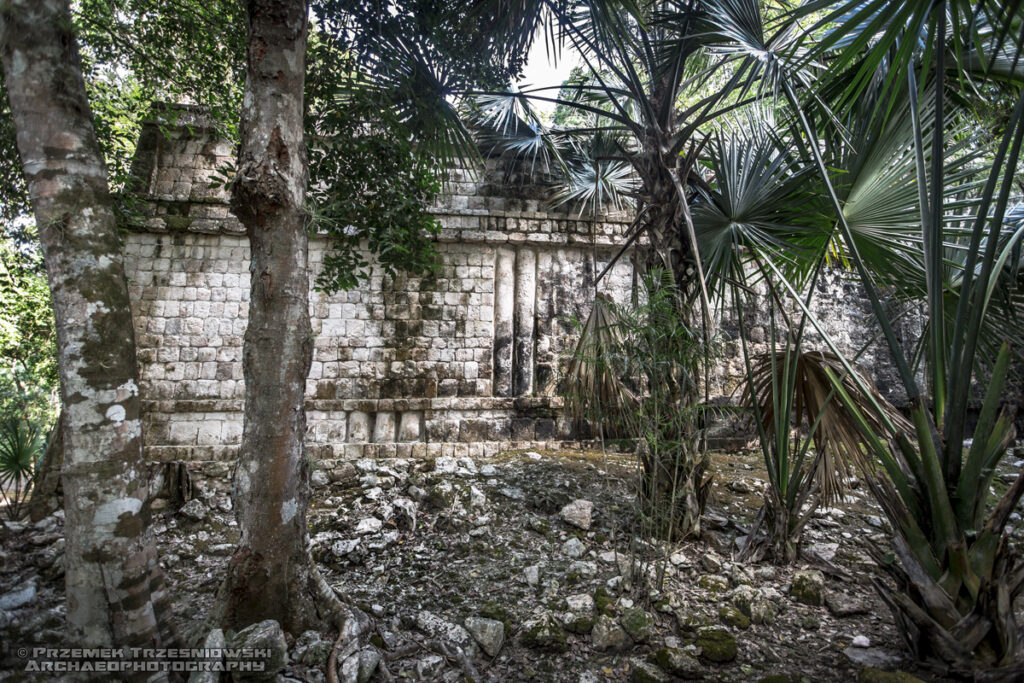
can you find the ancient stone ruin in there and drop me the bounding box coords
[121,105,915,472]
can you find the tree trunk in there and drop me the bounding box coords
[0,0,175,648]
[214,0,341,634]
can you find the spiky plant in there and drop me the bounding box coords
[738,314,912,563]
[0,418,43,521]
[777,0,1024,674]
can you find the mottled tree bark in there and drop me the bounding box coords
[0,0,174,648]
[213,0,342,634]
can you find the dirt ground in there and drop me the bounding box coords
[3,445,1018,682]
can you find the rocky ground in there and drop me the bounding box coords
[4,446,1023,682]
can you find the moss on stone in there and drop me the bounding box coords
[697,574,730,593]
[857,669,925,683]
[479,601,510,625]
[620,607,654,642]
[565,615,595,634]
[652,648,704,677]
[696,626,737,663]
[630,661,668,683]
[594,587,615,616]
[719,605,751,629]
[520,617,568,653]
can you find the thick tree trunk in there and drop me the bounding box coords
[0,0,174,648]
[214,0,341,634]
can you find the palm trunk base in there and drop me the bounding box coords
[869,549,1023,679]
[637,449,711,541]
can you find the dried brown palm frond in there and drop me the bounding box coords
[744,349,913,507]
[564,293,638,437]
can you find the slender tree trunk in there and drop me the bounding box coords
[0,0,174,648]
[214,0,341,634]
[28,412,63,522]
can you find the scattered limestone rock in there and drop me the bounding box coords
[559,499,594,530]
[188,628,225,683]
[620,607,654,643]
[225,620,287,682]
[524,564,540,586]
[857,669,924,683]
[566,594,594,613]
[469,485,487,508]
[563,611,596,634]
[292,630,332,666]
[520,614,568,653]
[826,591,871,617]
[339,652,360,683]
[356,648,380,683]
[852,635,871,648]
[697,574,730,593]
[465,616,504,657]
[700,553,723,573]
[696,626,737,663]
[791,569,825,606]
[392,497,417,531]
[729,585,757,616]
[178,498,208,522]
[455,457,478,476]
[310,469,330,488]
[591,614,629,652]
[415,610,478,656]
[842,646,904,669]
[719,604,750,629]
[433,456,457,474]
[415,654,445,679]
[354,518,383,535]
[652,647,704,678]
[629,658,668,682]
[0,579,36,611]
[749,597,777,625]
[563,537,587,558]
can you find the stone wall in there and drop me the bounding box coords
[122,105,922,468]
[123,105,640,466]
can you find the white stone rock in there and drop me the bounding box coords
[524,565,541,586]
[354,458,377,473]
[562,537,587,558]
[566,594,594,613]
[178,498,208,522]
[332,538,361,557]
[415,655,445,679]
[354,518,383,535]
[310,470,330,488]
[414,611,478,656]
[464,616,504,657]
[469,486,487,508]
[433,456,457,474]
[559,499,594,530]
[852,635,871,648]
[0,580,36,610]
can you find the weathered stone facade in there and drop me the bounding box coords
[122,105,921,468]
[123,106,641,465]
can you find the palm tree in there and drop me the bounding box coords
[769,1,1024,674]
[471,0,822,537]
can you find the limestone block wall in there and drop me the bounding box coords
[123,104,923,467]
[123,105,642,464]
